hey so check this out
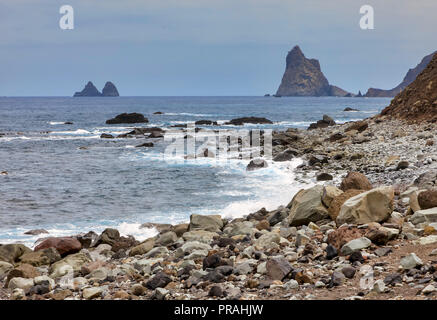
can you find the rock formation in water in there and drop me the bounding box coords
[73,81,102,97]
[74,81,120,97]
[106,113,149,124]
[102,82,120,97]
[380,52,437,123]
[276,46,350,97]
[366,51,436,97]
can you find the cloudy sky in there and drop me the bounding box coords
[0,0,436,96]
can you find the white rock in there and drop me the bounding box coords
[82,287,103,299]
[400,253,423,270]
[372,279,386,293]
[341,237,372,255]
[422,284,437,294]
[283,279,299,290]
[8,277,34,290]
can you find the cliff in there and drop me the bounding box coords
[276,46,350,97]
[380,52,437,123]
[366,51,436,97]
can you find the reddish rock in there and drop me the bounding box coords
[266,257,292,280]
[34,237,82,257]
[327,226,366,251]
[418,189,437,210]
[339,172,372,192]
[328,189,363,220]
[6,263,40,286]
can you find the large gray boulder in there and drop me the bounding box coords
[189,214,223,233]
[336,186,394,225]
[286,185,329,226]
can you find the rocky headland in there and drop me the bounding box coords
[276,46,350,97]
[365,51,436,97]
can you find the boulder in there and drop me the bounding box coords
[34,237,82,257]
[400,253,423,270]
[182,231,218,243]
[336,186,394,225]
[414,170,437,189]
[308,115,336,130]
[19,248,61,267]
[94,228,120,247]
[286,185,329,226]
[195,120,218,126]
[327,226,366,251]
[273,149,298,162]
[155,231,178,246]
[246,159,268,171]
[418,189,437,210]
[345,121,368,133]
[340,172,372,191]
[224,117,273,126]
[316,173,333,181]
[340,237,372,255]
[145,272,172,289]
[129,238,155,256]
[0,244,32,264]
[100,133,114,139]
[6,264,40,286]
[189,214,223,233]
[8,277,34,290]
[106,113,148,125]
[328,189,363,220]
[49,252,92,278]
[322,186,343,208]
[254,232,280,249]
[266,257,292,280]
[223,221,254,237]
[83,287,104,300]
[23,229,49,236]
[0,261,13,279]
[410,208,437,225]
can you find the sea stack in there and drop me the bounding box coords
[73,81,102,97]
[102,82,120,97]
[276,46,350,97]
[366,51,436,97]
[380,52,437,123]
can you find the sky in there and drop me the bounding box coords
[0,0,436,96]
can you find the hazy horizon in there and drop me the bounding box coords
[1,0,436,96]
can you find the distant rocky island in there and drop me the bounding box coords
[74,81,119,97]
[365,51,436,97]
[275,46,351,97]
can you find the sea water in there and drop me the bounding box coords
[0,96,391,246]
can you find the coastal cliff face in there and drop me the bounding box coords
[276,46,350,97]
[73,81,102,97]
[366,51,436,97]
[380,52,437,123]
[102,82,119,97]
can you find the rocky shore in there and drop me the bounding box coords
[1,115,437,301]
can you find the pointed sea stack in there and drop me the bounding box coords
[276,46,350,97]
[380,52,437,123]
[102,82,120,97]
[73,81,102,97]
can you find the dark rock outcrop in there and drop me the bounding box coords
[380,52,437,123]
[106,113,149,125]
[276,46,350,97]
[308,115,336,130]
[73,81,102,97]
[225,117,273,126]
[366,51,436,97]
[102,82,119,97]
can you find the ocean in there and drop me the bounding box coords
[0,96,391,247]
